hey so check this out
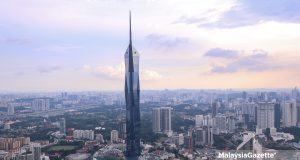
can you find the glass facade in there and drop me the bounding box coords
[124,12,141,159]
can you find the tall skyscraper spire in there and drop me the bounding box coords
[129,10,132,45]
[124,11,141,160]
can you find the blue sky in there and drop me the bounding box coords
[1,0,300,91]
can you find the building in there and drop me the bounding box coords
[195,115,204,128]
[274,103,281,128]
[73,130,94,140]
[7,103,14,116]
[0,150,9,160]
[31,143,41,160]
[32,98,50,111]
[152,107,172,134]
[59,118,66,135]
[95,134,104,143]
[214,114,227,134]
[124,12,141,159]
[119,121,126,140]
[241,102,256,122]
[227,116,236,133]
[212,101,218,117]
[111,130,119,143]
[282,100,297,127]
[256,102,275,130]
[152,108,161,133]
[160,107,172,134]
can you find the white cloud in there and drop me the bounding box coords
[83,63,163,81]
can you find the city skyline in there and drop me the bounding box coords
[1,0,300,91]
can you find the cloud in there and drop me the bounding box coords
[205,49,279,73]
[176,0,300,28]
[83,63,163,81]
[36,44,82,53]
[146,34,189,48]
[204,48,238,59]
[37,66,62,73]
[0,37,32,45]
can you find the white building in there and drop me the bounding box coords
[110,130,119,143]
[195,115,204,128]
[73,130,94,140]
[256,102,275,130]
[32,99,50,111]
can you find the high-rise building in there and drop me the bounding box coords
[212,101,218,117]
[297,101,300,126]
[241,102,257,122]
[119,121,126,139]
[111,130,119,143]
[59,118,66,135]
[214,114,227,134]
[160,107,172,134]
[256,102,275,130]
[152,108,161,133]
[32,99,50,111]
[274,103,281,128]
[152,107,172,134]
[7,103,14,116]
[195,115,204,128]
[282,100,297,127]
[31,143,41,160]
[124,11,141,159]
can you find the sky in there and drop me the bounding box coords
[0,0,300,91]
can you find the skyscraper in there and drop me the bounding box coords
[160,107,172,134]
[152,108,161,133]
[124,11,141,159]
[282,100,297,127]
[256,102,275,130]
[59,118,66,135]
[212,101,218,117]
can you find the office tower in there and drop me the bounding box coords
[31,143,41,160]
[151,107,172,134]
[256,102,275,130]
[207,126,214,147]
[152,108,161,133]
[160,107,172,134]
[212,101,218,117]
[124,11,141,159]
[203,115,213,127]
[282,100,297,127]
[32,99,50,111]
[194,128,206,146]
[297,101,300,126]
[119,121,126,139]
[184,131,193,154]
[291,87,299,100]
[7,103,14,116]
[214,114,227,134]
[111,130,119,143]
[195,115,204,128]
[242,91,247,100]
[241,102,256,122]
[227,116,236,133]
[274,103,281,128]
[59,118,66,135]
